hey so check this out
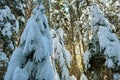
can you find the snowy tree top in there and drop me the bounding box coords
[88,4,103,15]
[84,3,120,70]
[87,4,116,33]
[87,4,104,27]
[20,3,53,64]
[32,4,45,15]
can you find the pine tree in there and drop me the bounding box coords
[0,0,26,79]
[5,3,54,80]
[51,28,76,80]
[0,1,19,56]
[83,4,120,79]
[0,0,27,58]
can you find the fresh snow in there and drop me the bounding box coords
[84,4,120,71]
[105,58,115,68]
[0,52,8,62]
[5,3,54,80]
[80,73,88,80]
[13,66,29,80]
[0,5,19,51]
[51,28,76,80]
[1,23,12,39]
[83,50,91,69]
[113,73,120,80]
[4,48,26,80]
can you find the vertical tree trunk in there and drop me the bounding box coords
[68,0,80,79]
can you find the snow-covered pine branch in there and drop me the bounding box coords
[84,4,120,79]
[5,3,54,80]
[51,28,76,80]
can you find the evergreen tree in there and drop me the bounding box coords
[84,4,120,79]
[0,0,26,79]
[0,0,27,57]
[5,3,54,80]
[0,1,19,56]
[51,28,76,80]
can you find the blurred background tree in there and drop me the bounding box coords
[0,0,120,80]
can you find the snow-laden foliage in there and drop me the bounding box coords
[0,0,26,56]
[13,66,29,80]
[0,51,8,68]
[105,58,115,68]
[4,47,26,80]
[0,52,8,62]
[69,75,77,80]
[97,0,120,39]
[84,4,120,77]
[51,28,76,80]
[5,3,54,80]
[0,6,19,54]
[80,73,88,80]
[113,73,120,80]
[35,56,54,80]
[83,50,91,69]
[20,4,53,63]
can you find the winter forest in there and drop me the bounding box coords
[0,0,120,80]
